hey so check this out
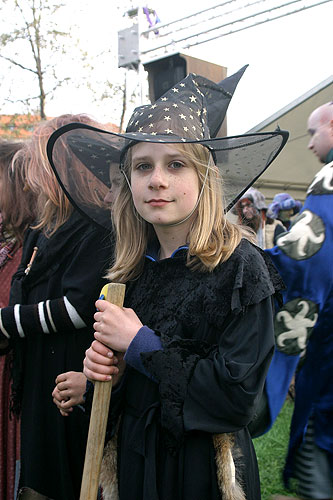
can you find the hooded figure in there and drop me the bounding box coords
[268,192,297,231]
[235,187,267,248]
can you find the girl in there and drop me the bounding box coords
[0,115,114,500]
[49,74,288,500]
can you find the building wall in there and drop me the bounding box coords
[249,80,333,204]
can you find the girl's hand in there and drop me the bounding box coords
[52,371,87,417]
[93,300,143,352]
[83,339,126,386]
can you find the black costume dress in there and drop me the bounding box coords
[100,239,284,500]
[6,211,113,500]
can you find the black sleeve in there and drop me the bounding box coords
[183,297,274,433]
[0,230,112,341]
[142,297,275,450]
[273,223,286,245]
[60,230,112,325]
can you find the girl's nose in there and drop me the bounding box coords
[104,189,114,204]
[148,166,168,189]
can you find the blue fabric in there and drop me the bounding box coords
[268,193,296,219]
[264,156,333,486]
[264,349,299,430]
[327,149,333,164]
[124,326,162,380]
[145,243,189,262]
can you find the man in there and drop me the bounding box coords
[265,102,333,500]
[268,192,297,231]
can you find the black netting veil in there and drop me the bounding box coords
[47,122,288,230]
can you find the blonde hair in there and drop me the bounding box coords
[14,114,107,236]
[108,142,254,283]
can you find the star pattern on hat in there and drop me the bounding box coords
[66,133,120,188]
[125,74,210,142]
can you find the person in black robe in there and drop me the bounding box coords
[0,115,114,500]
[48,73,288,500]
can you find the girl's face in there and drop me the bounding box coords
[130,142,200,228]
[103,167,123,207]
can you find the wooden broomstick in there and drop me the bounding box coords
[80,282,126,500]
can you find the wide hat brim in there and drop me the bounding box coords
[47,122,288,230]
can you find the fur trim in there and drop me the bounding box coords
[100,434,119,500]
[213,433,246,500]
[100,431,246,500]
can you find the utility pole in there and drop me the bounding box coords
[117,4,151,107]
[117,4,227,106]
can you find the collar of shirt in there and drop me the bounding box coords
[146,243,189,262]
[326,148,333,164]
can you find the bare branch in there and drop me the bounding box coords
[45,77,71,97]
[0,54,37,74]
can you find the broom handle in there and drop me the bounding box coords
[80,283,126,500]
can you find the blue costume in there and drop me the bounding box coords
[265,150,333,487]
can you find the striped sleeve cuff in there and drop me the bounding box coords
[0,296,87,340]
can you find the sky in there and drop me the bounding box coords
[130,0,333,134]
[1,0,332,135]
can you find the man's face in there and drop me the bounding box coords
[307,107,333,163]
[239,199,258,220]
[278,208,294,222]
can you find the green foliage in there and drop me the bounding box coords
[254,400,298,499]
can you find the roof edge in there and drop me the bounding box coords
[247,74,333,133]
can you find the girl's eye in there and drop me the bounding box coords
[170,161,183,169]
[136,163,151,171]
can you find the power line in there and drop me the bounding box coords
[139,0,332,61]
[183,0,333,50]
[142,0,269,39]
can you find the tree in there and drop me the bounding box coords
[0,0,71,119]
[0,0,149,129]
[87,67,142,133]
